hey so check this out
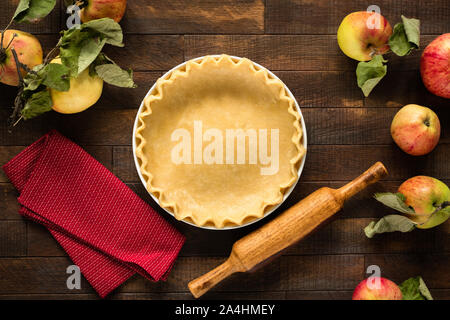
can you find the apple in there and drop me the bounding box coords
[0,30,43,86]
[50,58,103,114]
[352,277,402,300]
[79,0,127,23]
[420,33,450,99]
[391,104,440,156]
[398,176,450,229]
[337,11,392,61]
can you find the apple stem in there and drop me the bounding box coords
[43,45,60,65]
[10,48,23,84]
[8,48,25,130]
[1,17,14,49]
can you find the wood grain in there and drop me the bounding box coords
[0,221,26,256]
[365,254,450,289]
[104,35,184,71]
[185,35,435,71]
[0,255,363,294]
[266,0,450,35]
[122,0,264,34]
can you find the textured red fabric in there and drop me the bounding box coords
[3,130,185,298]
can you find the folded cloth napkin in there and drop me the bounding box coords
[3,130,185,298]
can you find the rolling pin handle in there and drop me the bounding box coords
[188,256,243,298]
[337,162,388,201]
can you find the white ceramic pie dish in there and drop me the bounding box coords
[132,55,307,230]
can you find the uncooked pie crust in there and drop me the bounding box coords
[135,55,305,228]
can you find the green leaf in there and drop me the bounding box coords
[399,277,433,300]
[59,28,92,76]
[58,19,124,76]
[42,63,70,92]
[23,63,70,93]
[82,18,124,47]
[356,55,387,97]
[23,64,46,92]
[389,23,413,56]
[374,192,416,214]
[364,215,416,238]
[402,15,420,48]
[77,37,107,74]
[95,63,137,88]
[21,90,53,120]
[388,16,420,56]
[13,0,57,23]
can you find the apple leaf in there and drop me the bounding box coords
[389,16,420,56]
[42,63,70,92]
[82,18,124,47]
[374,192,416,214]
[13,0,57,23]
[399,277,433,300]
[401,15,420,48]
[22,64,46,92]
[77,37,107,75]
[95,63,137,88]
[356,55,387,97]
[429,205,450,227]
[21,90,53,120]
[364,214,416,238]
[59,18,125,76]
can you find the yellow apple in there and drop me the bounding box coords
[0,30,43,86]
[398,176,450,229]
[337,11,392,61]
[50,58,103,114]
[391,104,440,156]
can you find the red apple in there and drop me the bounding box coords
[337,11,392,61]
[80,0,127,23]
[391,104,440,156]
[420,33,450,99]
[398,176,450,228]
[352,277,402,300]
[0,30,43,87]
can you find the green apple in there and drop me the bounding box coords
[337,11,392,61]
[50,58,103,114]
[398,176,450,229]
[0,30,43,86]
[391,104,441,156]
[352,277,402,300]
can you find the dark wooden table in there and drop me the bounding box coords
[0,0,449,300]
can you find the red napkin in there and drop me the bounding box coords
[3,130,185,298]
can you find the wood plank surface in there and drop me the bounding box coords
[122,0,265,34]
[266,0,450,35]
[185,35,435,71]
[0,0,449,300]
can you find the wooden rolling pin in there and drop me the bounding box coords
[188,162,388,298]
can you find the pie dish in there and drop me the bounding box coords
[134,55,306,229]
